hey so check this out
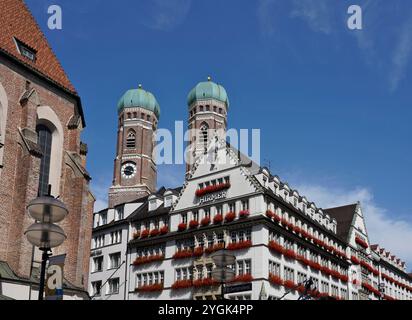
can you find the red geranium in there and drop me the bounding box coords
[283,249,296,260]
[340,274,349,283]
[269,274,283,286]
[284,280,297,290]
[293,226,302,234]
[193,247,204,257]
[266,210,274,218]
[213,214,223,224]
[133,231,140,239]
[273,214,281,223]
[171,280,193,290]
[350,256,360,265]
[189,220,199,229]
[140,229,149,239]
[150,229,160,237]
[133,254,164,266]
[239,210,250,218]
[268,241,284,254]
[227,240,252,251]
[231,274,253,283]
[178,223,187,232]
[193,278,218,288]
[137,283,164,292]
[201,217,211,226]
[173,249,193,260]
[195,183,231,197]
[355,236,369,249]
[205,243,225,254]
[225,212,236,222]
[160,226,168,235]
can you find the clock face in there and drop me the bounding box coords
[121,163,137,179]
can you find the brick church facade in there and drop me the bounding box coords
[0,0,94,291]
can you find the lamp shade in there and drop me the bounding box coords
[27,196,68,223]
[25,222,66,248]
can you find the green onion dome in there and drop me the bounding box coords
[187,77,229,108]
[117,85,160,119]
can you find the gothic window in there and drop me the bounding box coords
[126,130,136,148]
[36,124,52,196]
[200,123,209,146]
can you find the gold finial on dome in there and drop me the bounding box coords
[207,76,211,81]
[138,84,142,89]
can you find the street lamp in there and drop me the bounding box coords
[211,245,236,300]
[24,186,68,300]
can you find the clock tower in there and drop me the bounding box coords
[108,85,160,208]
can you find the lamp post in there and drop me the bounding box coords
[24,186,68,300]
[211,244,236,300]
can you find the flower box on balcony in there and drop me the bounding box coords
[296,255,310,266]
[137,283,164,293]
[178,223,187,232]
[193,278,218,288]
[350,256,360,265]
[283,249,296,260]
[227,240,252,251]
[171,280,193,290]
[173,249,193,260]
[330,270,341,279]
[160,226,168,235]
[205,243,225,254]
[231,274,253,283]
[293,226,302,234]
[193,247,204,257]
[300,230,309,239]
[269,274,283,286]
[140,229,149,239]
[133,254,164,266]
[195,183,231,197]
[268,241,284,255]
[321,267,332,276]
[239,210,250,218]
[266,210,274,218]
[213,214,223,224]
[201,217,211,226]
[340,274,349,283]
[225,212,236,222]
[189,220,199,229]
[273,215,281,223]
[309,261,322,271]
[284,280,297,290]
[355,236,369,249]
[150,229,160,237]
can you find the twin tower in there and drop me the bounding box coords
[108,78,230,208]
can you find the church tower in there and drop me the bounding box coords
[186,77,229,175]
[108,85,160,208]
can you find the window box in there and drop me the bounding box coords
[133,254,164,266]
[283,249,296,260]
[225,212,236,223]
[227,240,252,251]
[273,215,281,223]
[355,236,368,249]
[193,247,204,257]
[230,274,253,283]
[171,280,193,290]
[160,226,169,235]
[239,210,250,219]
[213,214,223,224]
[140,229,149,239]
[293,226,302,234]
[350,256,360,265]
[136,283,164,292]
[340,274,349,283]
[150,229,160,237]
[189,220,199,229]
[266,210,274,219]
[178,223,187,232]
[269,274,283,286]
[284,280,297,290]
[173,249,193,260]
[133,231,140,239]
[201,217,211,226]
[268,241,284,255]
[205,243,225,254]
[195,183,231,197]
[193,278,218,288]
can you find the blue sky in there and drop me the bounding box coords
[26,0,412,266]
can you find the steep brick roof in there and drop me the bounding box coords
[0,0,76,94]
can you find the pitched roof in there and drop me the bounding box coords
[324,203,358,241]
[0,0,76,94]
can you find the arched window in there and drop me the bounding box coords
[36,124,52,196]
[200,123,209,147]
[126,130,136,148]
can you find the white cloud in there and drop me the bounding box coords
[295,184,412,269]
[290,0,332,34]
[139,0,191,31]
[389,15,412,91]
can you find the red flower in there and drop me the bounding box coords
[300,230,309,239]
[195,183,231,197]
[350,256,360,265]
[201,217,211,226]
[231,274,253,283]
[280,218,289,227]
[193,278,218,288]
[137,283,164,292]
[321,266,332,276]
[340,275,349,283]
[297,255,310,266]
[193,247,204,257]
[283,249,296,260]
[160,226,168,235]
[284,280,297,290]
[173,249,193,260]
[355,236,369,249]
[225,212,236,222]
[239,210,250,218]
[268,241,284,254]
[293,226,302,234]
[133,254,164,266]
[189,220,199,229]
[273,215,281,223]
[227,240,252,251]
[172,280,193,290]
[269,274,283,286]
[266,210,274,218]
[150,229,160,237]
[205,243,225,254]
[178,223,187,232]
[133,231,140,239]
[140,229,149,239]
[309,261,322,271]
[213,214,223,224]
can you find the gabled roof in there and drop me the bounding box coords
[324,203,358,241]
[0,0,75,93]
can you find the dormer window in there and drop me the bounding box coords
[15,38,36,61]
[149,199,157,211]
